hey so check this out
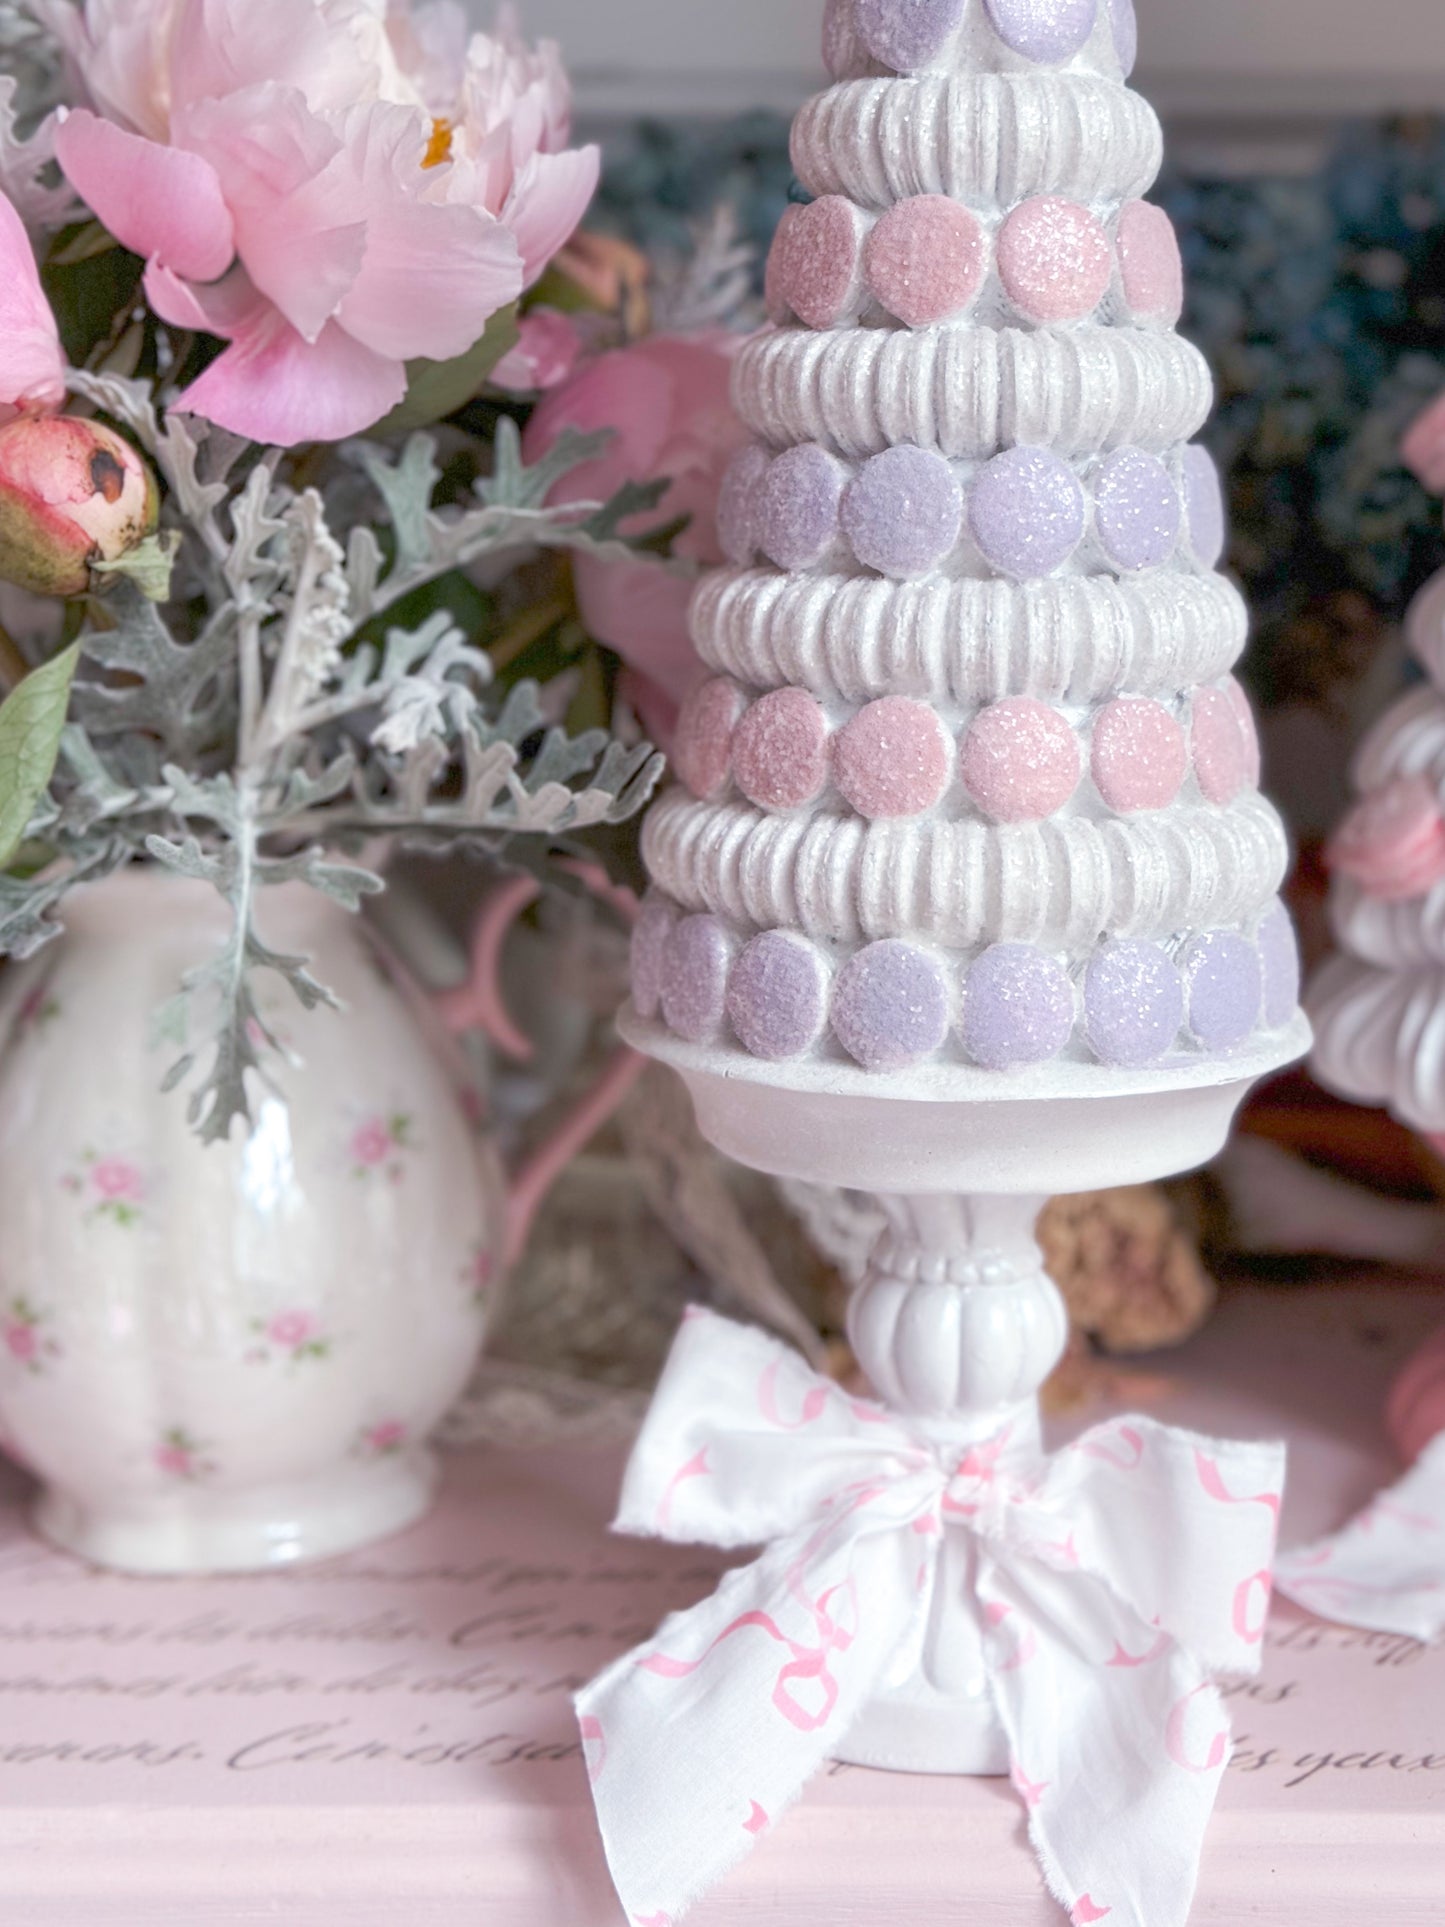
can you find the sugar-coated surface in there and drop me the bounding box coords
[1116,200,1184,324]
[674,677,745,801]
[842,444,964,578]
[1192,685,1251,805]
[1256,899,1302,1031]
[629,897,676,1021]
[659,914,732,1043]
[770,196,861,328]
[997,196,1113,323]
[1326,774,1445,900]
[960,942,1075,1069]
[760,443,848,570]
[1093,447,1181,571]
[984,0,1097,64]
[967,446,1086,578]
[1083,938,1185,1066]
[1091,696,1188,812]
[1182,443,1227,569]
[854,0,965,71]
[834,696,952,817]
[716,445,769,566]
[832,939,951,1069]
[1226,677,1262,785]
[726,930,830,1060]
[864,195,987,327]
[1180,931,1264,1050]
[731,687,832,810]
[961,696,1081,821]
[1107,0,1138,74]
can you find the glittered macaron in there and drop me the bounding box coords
[659,915,733,1043]
[854,0,965,71]
[732,687,832,811]
[832,940,952,1070]
[674,678,747,801]
[1083,940,1184,1067]
[727,930,830,1060]
[759,443,848,570]
[767,195,865,330]
[834,697,952,818]
[961,696,1081,822]
[997,197,1113,324]
[1093,448,1181,572]
[1107,0,1138,73]
[960,944,1074,1071]
[968,446,1086,579]
[984,0,1097,64]
[1090,697,1188,813]
[630,896,678,1021]
[863,195,987,328]
[1326,775,1445,901]
[716,445,771,566]
[1116,201,1184,325]
[1182,444,1228,569]
[1255,900,1301,1030]
[1191,685,1251,805]
[842,444,964,579]
[1179,932,1263,1051]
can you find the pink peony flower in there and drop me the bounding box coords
[491,307,583,392]
[0,191,66,425]
[522,333,749,746]
[4,1323,37,1364]
[350,1115,394,1166]
[91,1156,146,1204]
[266,1310,320,1349]
[52,1,598,446]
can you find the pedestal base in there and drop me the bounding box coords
[33,1447,438,1575]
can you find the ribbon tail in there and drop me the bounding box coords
[979,1552,1234,1927]
[576,1513,924,1926]
[1274,1434,1445,1640]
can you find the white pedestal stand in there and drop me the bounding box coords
[619,1010,1311,1775]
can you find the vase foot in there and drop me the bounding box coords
[32,1447,438,1575]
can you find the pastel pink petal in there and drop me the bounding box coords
[55,110,236,283]
[572,554,701,706]
[169,0,381,120]
[503,144,600,287]
[1403,390,1445,494]
[175,310,405,447]
[143,259,267,340]
[178,87,365,346]
[331,105,523,362]
[0,190,64,415]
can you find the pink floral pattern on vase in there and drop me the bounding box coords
[463,1243,494,1309]
[356,1418,409,1461]
[153,1428,216,1483]
[2,1296,59,1375]
[349,1113,417,1184]
[246,1309,331,1368]
[15,974,60,1038]
[60,1148,147,1227]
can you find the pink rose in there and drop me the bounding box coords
[51,1,599,445]
[91,1156,145,1204]
[4,1323,37,1364]
[522,333,750,747]
[351,1117,393,1166]
[266,1310,320,1350]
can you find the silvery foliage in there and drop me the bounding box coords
[4,371,666,1144]
[0,3,79,228]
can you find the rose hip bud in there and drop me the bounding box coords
[0,415,159,597]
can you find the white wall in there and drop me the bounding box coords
[498,0,1445,120]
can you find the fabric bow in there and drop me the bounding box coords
[1275,1435,1445,1640]
[576,1309,1285,1927]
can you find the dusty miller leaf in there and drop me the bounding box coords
[0,641,78,867]
[74,583,234,758]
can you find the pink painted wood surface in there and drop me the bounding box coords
[0,1280,1441,1925]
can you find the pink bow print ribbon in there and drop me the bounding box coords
[1274,1435,1445,1639]
[576,1310,1286,1927]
